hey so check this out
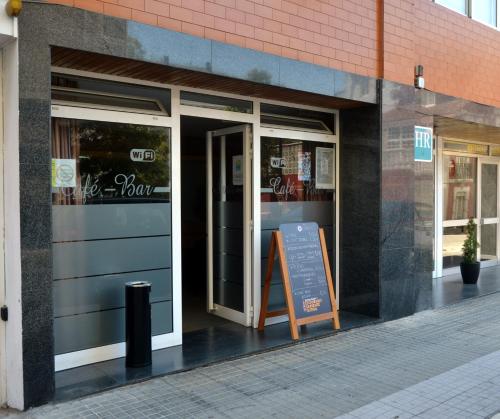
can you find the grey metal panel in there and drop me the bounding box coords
[261,201,334,229]
[52,203,171,242]
[214,227,243,256]
[214,202,242,228]
[214,254,243,284]
[54,301,173,355]
[54,269,172,317]
[53,236,171,279]
[268,282,286,312]
[214,278,244,312]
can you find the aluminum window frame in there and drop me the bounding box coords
[50,65,340,360]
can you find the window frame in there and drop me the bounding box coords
[434,0,499,29]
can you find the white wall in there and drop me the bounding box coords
[3,39,23,410]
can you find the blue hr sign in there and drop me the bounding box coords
[414,126,433,162]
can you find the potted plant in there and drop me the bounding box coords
[460,218,480,284]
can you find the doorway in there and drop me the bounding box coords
[438,139,500,276]
[181,116,252,333]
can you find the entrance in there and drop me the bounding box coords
[181,117,252,334]
[478,159,499,265]
[438,139,500,276]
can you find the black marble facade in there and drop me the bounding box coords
[339,104,381,317]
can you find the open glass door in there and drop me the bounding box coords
[206,125,252,326]
[478,159,500,267]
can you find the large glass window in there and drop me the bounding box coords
[435,0,498,27]
[52,118,172,356]
[442,155,477,221]
[260,137,336,310]
[472,0,497,26]
[435,0,467,15]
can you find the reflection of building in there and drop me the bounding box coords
[2,0,500,412]
[443,156,476,221]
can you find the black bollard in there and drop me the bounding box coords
[125,281,152,368]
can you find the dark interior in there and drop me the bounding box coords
[180,115,241,333]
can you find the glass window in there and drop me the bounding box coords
[180,91,253,114]
[442,155,477,220]
[261,137,335,202]
[443,140,488,155]
[260,137,336,310]
[52,117,172,356]
[52,89,164,113]
[260,114,330,133]
[472,0,497,26]
[261,103,335,134]
[51,73,171,115]
[443,225,468,268]
[52,118,171,205]
[435,0,467,14]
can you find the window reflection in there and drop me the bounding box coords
[435,0,467,14]
[51,118,171,205]
[261,137,335,202]
[442,155,476,221]
[472,0,497,26]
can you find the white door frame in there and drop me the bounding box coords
[206,124,252,326]
[435,138,500,277]
[256,125,339,326]
[51,104,182,371]
[49,67,341,366]
[477,158,500,267]
[0,48,6,407]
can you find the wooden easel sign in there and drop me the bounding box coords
[258,222,340,340]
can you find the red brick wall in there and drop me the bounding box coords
[385,0,500,107]
[47,0,500,107]
[47,0,379,77]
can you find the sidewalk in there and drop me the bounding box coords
[19,292,500,418]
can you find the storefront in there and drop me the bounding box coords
[50,69,340,371]
[15,1,500,410]
[434,125,500,278]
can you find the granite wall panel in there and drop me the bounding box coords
[339,104,381,318]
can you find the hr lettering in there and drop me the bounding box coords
[415,130,432,148]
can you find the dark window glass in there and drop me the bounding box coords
[180,91,253,114]
[261,114,329,132]
[260,103,335,133]
[261,137,335,202]
[52,89,163,113]
[51,74,171,115]
[51,118,171,205]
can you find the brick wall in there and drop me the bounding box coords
[46,0,500,107]
[47,0,379,77]
[385,0,500,108]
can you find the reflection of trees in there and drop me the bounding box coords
[77,120,170,203]
[247,69,272,84]
[126,36,146,60]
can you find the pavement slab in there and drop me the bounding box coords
[12,292,500,418]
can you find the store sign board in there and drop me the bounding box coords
[258,222,340,340]
[280,222,332,318]
[414,126,433,162]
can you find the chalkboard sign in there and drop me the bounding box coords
[280,222,332,319]
[258,222,340,340]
